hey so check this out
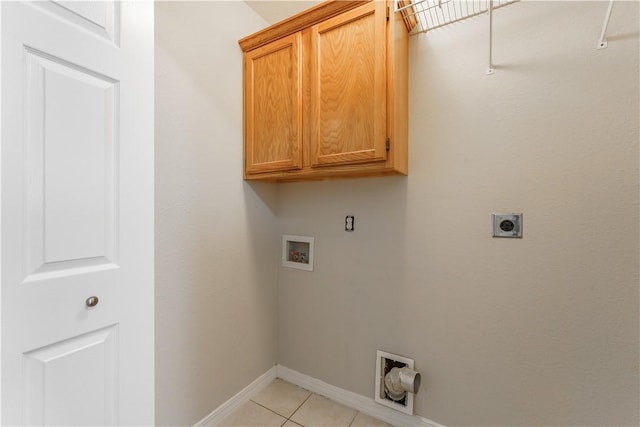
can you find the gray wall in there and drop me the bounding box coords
[276,2,640,425]
[155,3,279,425]
[155,1,639,425]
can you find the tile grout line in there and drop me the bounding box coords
[249,399,291,422]
[285,391,314,426]
[347,410,360,427]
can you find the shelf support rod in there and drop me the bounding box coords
[487,0,494,74]
[597,0,615,49]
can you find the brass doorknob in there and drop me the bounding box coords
[85,296,99,308]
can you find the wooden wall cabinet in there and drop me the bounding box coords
[244,33,303,174]
[240,0,409,182]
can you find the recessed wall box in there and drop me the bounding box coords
[375,350,419,415]
[282,235,314,271]
[492,213,523,238]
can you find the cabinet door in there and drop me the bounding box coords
[245,33,303,174]
[310,1,387,167]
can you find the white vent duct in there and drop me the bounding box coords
[384,367,421,402]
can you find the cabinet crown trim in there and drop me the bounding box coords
[239,0,371,52]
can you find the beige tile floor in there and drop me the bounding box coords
[216,379,392,427]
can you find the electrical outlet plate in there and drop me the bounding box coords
[345,215,355,232]
[492,213,523,238]
[374,350,415,415]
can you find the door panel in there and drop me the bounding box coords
[310,2,387,167]
[51,1,108,28]
[23,325,118,426]
[25,48,118,274]
[2,1,154,425]
[32,1,120,45]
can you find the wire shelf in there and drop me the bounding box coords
[396,0,519,35]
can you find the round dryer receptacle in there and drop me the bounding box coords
[499,219,515,232]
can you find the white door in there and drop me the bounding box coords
[1,1,154,425]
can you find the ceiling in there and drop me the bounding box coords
[244,0,322,25]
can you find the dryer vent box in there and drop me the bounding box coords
[375,350,416,415]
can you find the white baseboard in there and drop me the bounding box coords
[194,365,277,427]
[193,364,444,427]
[276,365,445,427]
